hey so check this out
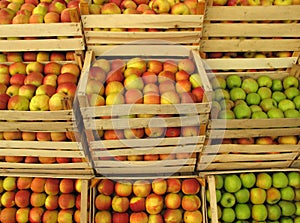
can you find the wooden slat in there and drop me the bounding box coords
[205,5,300,21]
[203,57,298,70]
[82,14,203,29]
[0,140,80,149]
[90,135,206,149]
[200,39,300,52]
[0,110,74,121]
[198,161,292,170]
[203,23,300,37]
[0,121,75,132]
[85,31,200,44]
[82,103,210,117]
[0,38,85,52]
[0,23,83,37]
[92,144,202,157]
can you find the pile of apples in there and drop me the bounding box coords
[0,176,83,223]
[85,56,205,161]
[0,0,80,25]
[89,0,199,16]
[213,0,298,6]
[94,177,203,223]
[211,74,300,119]
[207,171,300,222]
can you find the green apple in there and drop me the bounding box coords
[234,99,247,106]
[250,187,267,204]
[224,174,242,193]
[272,91,287,103]
[266,204,281,221]
[251,204,268,221]
[283,76,299,89]
[280,186,295,201]
[284,109,300,118]
[250,105,262,113]
[257,75,273,88]
[226,75,242,89]
[234,188,250,203]
[241,78,259,93]
[295,201,300,215]
[272,79,283,91]
[280,217,294,223]
[189,73,202,88]
[235,203,251,220]
[218,109,236,119]
[284,87,300,100]
[268,108,284,118]
[214,88,230,101]
[293,95,300,110]
[295,189,300,201]
[233,104,252,119]
[211,76,226,90]
[256,173,272,189]
[215,175,224,190]
[257,87,272,100]
[287,172,300,188]
[207,205,222,219]
[272,172,288,188]
[278,201,296,216]
[295,216,300,223]
[266,187,281,204]
[206,189,221,203]
[246,92,261,105]
[220,192,236,208]
[221,207,236,222]
[220,99,235,110]
[252,111,268,119]
[230,88,246,101]
[260,98,277,112]
[240,173,256,188]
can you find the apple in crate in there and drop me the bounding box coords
[133,180,152,197]
[115,180,132,197]
[130,212,148,223]
[145,193,164,215]
[15,190,31,208]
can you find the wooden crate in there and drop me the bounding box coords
[200,2,300,73]
[90,175,206,223]
[196,70,300,171]
[79,1,205,55]
[76,45,212,176]
[0,60,94,178]
[203,169,300,223]
[0,8,85,52]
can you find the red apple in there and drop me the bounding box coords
[97,179,115,196]
[129,197,146,212]
[95,194,112,211]
[58,193,75,209]
[181,178,200,195]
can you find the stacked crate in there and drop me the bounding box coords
[198,1,300,171]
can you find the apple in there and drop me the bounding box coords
[256,172,272,189]
[220,192,236,208]
[142,71,158,84]
[49,92,67,110]
[30,178,46,193]
[15,190,31,208]
[268,107,284,118]
[29,94,50,111]
[260,98,277,112]
[124,74,144,90]
[16,207,30,223]
[145,193,164,215]
[125,88,143,104]
[163,209,182,223]
[165,192,181,209]
[58,193,75,209]
[0,207,17,223]
[143,83,159,94]
[285,87,300,100]
[44,178,60,196]
[43,74,58,88]
[30,192,47,207]
[60,63,80,77]
[283,76,299,89]
[36,84,56,97]
[97,179,115,196]
[17,177,33,190]
[266,204,281,221]
[272,91,287,103]
[129,197,146,212]
[273,172,289,188]
[266,187,281,204]
[183,210,203,223]
[42,210,59,223]
[130,212,148,223]
[112,195,130,213]
[57,209,73,223]
[59,179,74,193]
[103,129,124,140]
[6,52,23,62]
[7,95,29,111]
[1,191,16,207]
[0,93,10,110]
[44,11,60,23]
[0,74,10,87]
[95,211,112,223]
[9,73,26,86]
[278,201,296,217]
[132,180,151,197]
[171,2,190,14]
[6,84,21,97]
[9,62,26,75]
[50,52,66,61]
[112,212,129,223]
[101,2,121,14]
[88,66,106,82]
[159,80,175,94]
[287,171,300,188]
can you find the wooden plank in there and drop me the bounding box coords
[0,172,94,179]
[0,38,85,52]
[203,57,298,70]
[90,136,206,149]
[0,23,83,37]
[0,121,75,132]
[203,23,300,37]
[0,110,74,121]
[85,31,200,44]
[92,144,202,157]
[82,103,210,117]
[200,39,300,52]
[82,14,203,29]
[87,45,199,56]
[0,140,80,149]
[198,161,292,170]
[205,5,300,21]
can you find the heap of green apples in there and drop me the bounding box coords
[0,176,83,223]
[0,0,80,25]
[207,171,300,222]
[211,74,300,119]
[94,177,203,223]
[86,56,205,161]
[89,0,199,15]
